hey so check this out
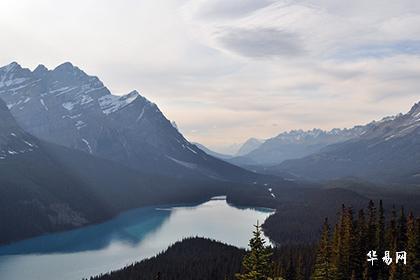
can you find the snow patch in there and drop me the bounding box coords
[62,101,76,111]
[75,120,87,130]
[99,91,139,115]
[40,99,48,111]
[81,95,93,105]
[136,107,145,122]
[268,187,276,198]
[167,156,197,169]
[23,140,36,148]
[186,145,198,154]
[82,138,93,154]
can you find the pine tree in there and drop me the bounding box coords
[397,207,408,250]
[376,200,386,279]
[392,207,407,279]
[366,200,378,279]
[388,206,398,280]
[414,218,420,279]
[295,255,305,280]
[236,221,273,280]
[336,205,348,280]
[339,206,355,280]
[330,223,340,277]
[285,260,296,280]
[353,209,367,279]
[312,218,333,280]
[405,212,416,280]
[351,270,356,280]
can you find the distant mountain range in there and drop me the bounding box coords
[266,102,420,184]
[228,126,372,166]
[0,62,270,184]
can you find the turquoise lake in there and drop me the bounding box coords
[0,196,274,280]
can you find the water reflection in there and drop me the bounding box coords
[0,206,172,255]
[0,197,274,280]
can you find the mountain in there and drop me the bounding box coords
[193,143,233,160]
[230,127,368,166]
[0,62,270,183]
[236,137,264,156]
[0,96,240,244]
[270,102,420,184]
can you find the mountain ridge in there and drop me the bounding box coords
[227,109,409,167]
[269,101,420,184]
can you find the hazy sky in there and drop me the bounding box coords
[1,0,420,153]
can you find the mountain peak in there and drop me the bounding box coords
[236,137,264,156]
[54,61,75,71]
[0,61,22,73]
[33,64,49,76]
[52,62,88,77]
[409,100,420,115]
[34,64,48,72]
[127,90,140,97]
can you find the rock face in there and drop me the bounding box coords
[0,62,263,182]
[272,102,420,184]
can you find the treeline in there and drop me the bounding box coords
[312,200,420,279]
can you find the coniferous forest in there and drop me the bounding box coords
[90,200,420,280]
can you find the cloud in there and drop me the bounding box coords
[217,28,303,58]
[1,0,420,151]
[331,40,420,60]
[185,0,274,20]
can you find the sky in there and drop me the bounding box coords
[1,0,420,154]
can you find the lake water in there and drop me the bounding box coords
[0,196,274,280]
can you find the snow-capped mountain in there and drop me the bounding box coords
[273,102,420,184]
[0,62,266,182]
[230,126,369,166]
